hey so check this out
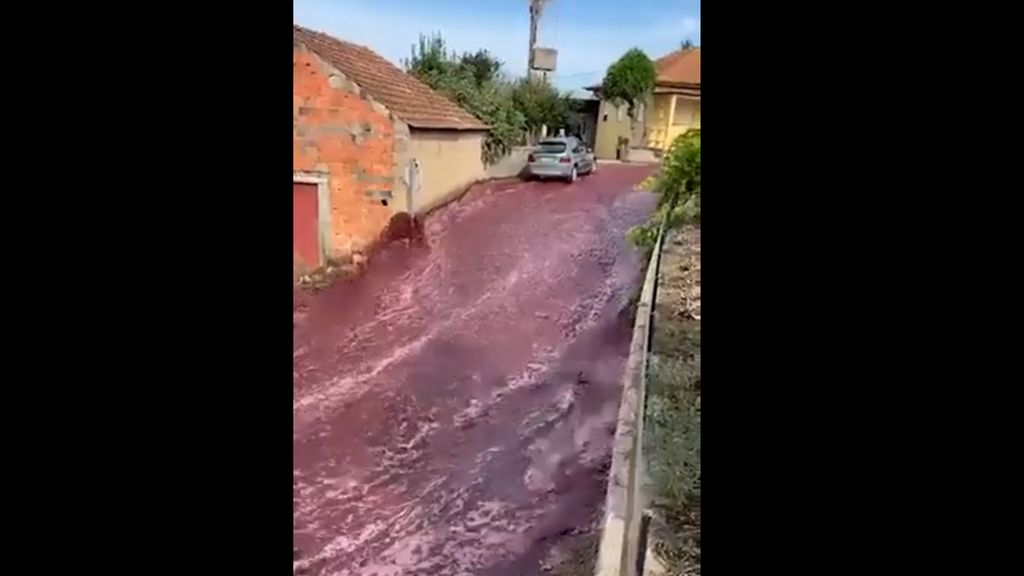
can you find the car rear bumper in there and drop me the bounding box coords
[526,163,574,178]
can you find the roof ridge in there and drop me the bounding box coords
[292,24,489,131]
[293,24,380,58]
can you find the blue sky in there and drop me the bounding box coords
[293,0,700,95]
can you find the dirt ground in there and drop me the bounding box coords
[654,227,701,350]
[646,225,701,576]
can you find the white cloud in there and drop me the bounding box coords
[293,0,698,90]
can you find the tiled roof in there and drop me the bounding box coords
[293,25,489,131]
[654,48,700,86]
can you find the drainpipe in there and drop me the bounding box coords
[405,158,420,221]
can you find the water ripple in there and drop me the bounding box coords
[293,166,656,576]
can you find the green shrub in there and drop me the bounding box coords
[628,130,701,250]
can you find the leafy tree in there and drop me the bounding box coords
[600,48,657,147]
[461,81,525,163]
[680,39,696,49]
[404,33,456,82]
[510,77,577,141]
[404,33,525,164]
[460,49,504,87]
[404,32,594,163]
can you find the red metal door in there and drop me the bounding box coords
[293,182,320,270]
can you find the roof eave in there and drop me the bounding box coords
[407,120,490,132]
[656,79,700,88]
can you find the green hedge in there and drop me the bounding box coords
[628,130,701,250]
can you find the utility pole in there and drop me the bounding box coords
[527,0,548,77]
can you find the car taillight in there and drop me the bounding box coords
[559,156,571,164]
[528,154,536,162]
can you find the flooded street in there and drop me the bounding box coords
[293,165,656,576]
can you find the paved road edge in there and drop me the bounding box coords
[594,227,665,576]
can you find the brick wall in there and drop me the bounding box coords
[293,49,395,257]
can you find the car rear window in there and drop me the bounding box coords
[535,141,567,154]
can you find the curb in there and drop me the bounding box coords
[594,230,666,576]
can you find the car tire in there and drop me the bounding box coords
[568,166,578,183]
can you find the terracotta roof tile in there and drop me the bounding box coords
[293,25,489,131]
[654,48,700,86]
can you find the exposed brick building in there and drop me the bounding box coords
[293,25,490,273]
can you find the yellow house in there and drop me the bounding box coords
[590,48,701,159]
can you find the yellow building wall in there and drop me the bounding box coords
[406,129,488,215]
[594,94,701,158]
[593,99,635,160]
[647,95,701,151]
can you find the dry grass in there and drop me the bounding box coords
[646,225,701,576]
[656,228,701,325]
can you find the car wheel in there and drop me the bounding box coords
[568,166,578,183]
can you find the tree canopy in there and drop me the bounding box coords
[601,47,657,121]
[510,77,577,138]
[405,32,577,164]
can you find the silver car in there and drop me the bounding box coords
[525,137,597,183]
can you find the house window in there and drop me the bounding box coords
[673,98,695,125]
